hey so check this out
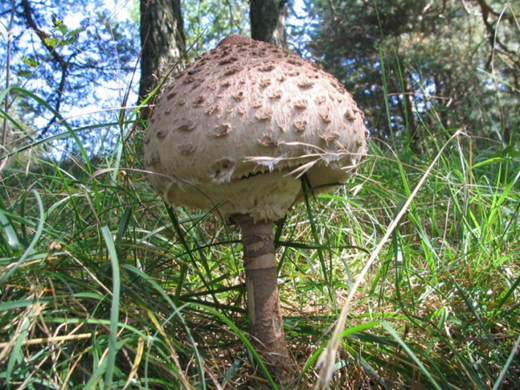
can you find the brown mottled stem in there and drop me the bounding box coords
[234,215,292,383]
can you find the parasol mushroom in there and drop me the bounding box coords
[144,34,368,383]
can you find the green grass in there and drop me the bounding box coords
[1,85,519,390]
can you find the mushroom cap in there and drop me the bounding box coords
[144,35,368,222]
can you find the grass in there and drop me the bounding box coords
[1,86,519,389]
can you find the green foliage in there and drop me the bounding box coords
[302,0,520,150]
[182,0,249,54]
[1,82,519,387]
[1,1,519,388]
[44,17,87,48]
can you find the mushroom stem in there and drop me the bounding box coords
[234,215,292,381]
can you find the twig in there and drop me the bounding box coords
[0,332,95,348]
[2,0,17,156]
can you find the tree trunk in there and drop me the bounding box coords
[250,0,288,49]
[139,0,185,120]
[234,215,292,383]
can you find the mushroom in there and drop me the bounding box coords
[144,34,368,382]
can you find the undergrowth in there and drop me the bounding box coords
[1,76,519,390]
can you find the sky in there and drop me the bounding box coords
[1,0,311,159]
[59,0,310,123]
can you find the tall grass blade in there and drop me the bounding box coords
[0,201,25,253]
[492,333,520,390]
[380,322,443,390]
[101,226,121,388]
[315,130,467,390]
[0,190,43,285]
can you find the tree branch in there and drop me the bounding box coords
[20,0,68,135]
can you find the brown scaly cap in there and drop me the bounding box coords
[144,35,368,222]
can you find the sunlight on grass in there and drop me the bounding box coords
[1,65,519,390]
